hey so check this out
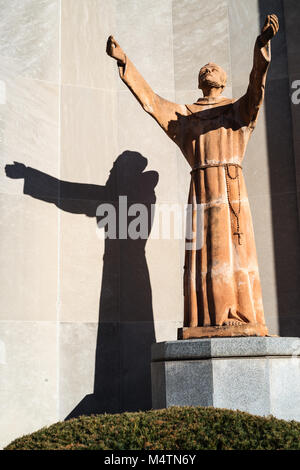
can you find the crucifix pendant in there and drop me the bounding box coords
[233,231,243,245]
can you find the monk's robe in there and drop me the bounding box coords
[118,37,270,329]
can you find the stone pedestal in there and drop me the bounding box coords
[151,337,300,421]
[178,323,268,339]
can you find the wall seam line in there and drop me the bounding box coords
[56,0,62,423]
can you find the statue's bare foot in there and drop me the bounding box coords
[223,320,244,326]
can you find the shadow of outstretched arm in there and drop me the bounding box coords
[5,162,107,218]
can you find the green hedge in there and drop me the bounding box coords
[5,406,300,450]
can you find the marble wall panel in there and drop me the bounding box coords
[0,321,57,448]
[284,0,300,232]
[174,147,191,206]
[229,0,288,88]
[117,0,172,27]
[172,0,232,91]
[114,0,178,209]
[268,191,300,320]
[60,321,122,418]
[59,322,97,419]
[0,194,58,322]
[154,320,183,343]
[289,78,300,228]
[262,77,297,196]
[146,239,183,323]
[0,74,59,195]
[61,318,187,419]
[264,314,280,337]
[250,190,300,335]
[279,315,300,338]
[247,192,278,334]
[257,0,289,82]
[0,0,59,82]
[283,0,300,76]
[242,106,271,198]
[228,0,260,90]
[0,0,60,447]
[116,0,174,93]
[59,82,119,324]
[234,78,295,199]
[59,211,106,323]
[61,0,116,89]
[120,321,156,411]
[117,91,179,204]
[60,85,118,186]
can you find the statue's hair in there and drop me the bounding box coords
[198,63,227,89]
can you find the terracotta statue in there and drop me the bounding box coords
[107,14,279,338]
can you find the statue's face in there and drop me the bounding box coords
[198,63,227,91]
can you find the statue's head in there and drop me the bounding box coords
[198,63,227,93]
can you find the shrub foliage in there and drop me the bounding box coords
[5,406,300,450]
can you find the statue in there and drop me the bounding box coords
[106,15,279,338]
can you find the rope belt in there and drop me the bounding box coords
[190,162,242,173]
[190,162,243,246]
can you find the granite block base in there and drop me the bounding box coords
[151,337,300,421]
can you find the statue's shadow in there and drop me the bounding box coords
[6,151,158,418]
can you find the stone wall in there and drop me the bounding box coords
[0,0,299,447]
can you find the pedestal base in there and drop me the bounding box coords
[178,323,268,339]
[151,337,300,421]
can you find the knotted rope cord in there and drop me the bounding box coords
[191,162,243,245]
[225,164,242,245]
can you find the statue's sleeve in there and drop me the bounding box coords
[239,38,271,129]
[118,57,187,141]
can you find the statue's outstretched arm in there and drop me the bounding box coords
[106,36,187,139]
[240,14,279,128]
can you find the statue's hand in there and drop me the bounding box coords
[106,36,126,65]
[5,161,26,179]
[259,14,279,46]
